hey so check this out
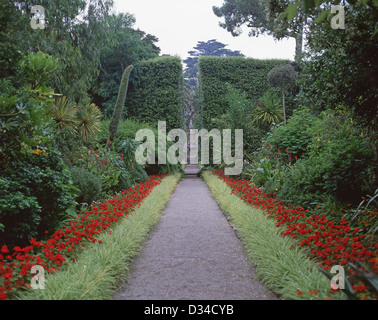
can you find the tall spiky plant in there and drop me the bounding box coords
[251,90,283,128]
[76,103,103,144]
[49,96,79,133]
[109,65,134,140]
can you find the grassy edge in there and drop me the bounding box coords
[18,173,181,300]
[202,171,344,300]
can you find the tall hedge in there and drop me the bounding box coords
[198,56,289,129]
[125,56,184,131]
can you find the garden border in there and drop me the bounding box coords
[17,173,181,300]
[202,171,345,300]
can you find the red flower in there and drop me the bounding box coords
[1,246,9,254]
[0,174,166,300]
[210,169,377,298]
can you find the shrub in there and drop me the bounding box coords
[0,72,77,246]
[97,119,183,176]
[69,167,102,205]
[117,167,132,190]
[266,106,317,160]
[0,150,76,247]
[0,178,42,244]
[278,111,375,208]
[211,83,263,158]
[197,56,288,128]
[73,146,121,195]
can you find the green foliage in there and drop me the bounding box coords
[293,1,378,157]
[19,51,59,90]
[268,63,297,90]
[75,147,121,195]
[268,63,298,122]
[183,39,244,87]
[68,167,102,205]
[49,96,79,132]
[252,89,283,128]
[125,56,184,131]
[2,0,115,102]
[0,177,42,244]
[0,52,59,171]
[247,157,290,195]
[76,103,103,144]
[278,111,375,208]
[0,1,24,78]
[267,106,316,160]
[211,83,265,157]
[98,119,157,146]
[0,150,77,247]
[197,56,288,128]
[0,51,80,246]
[93,12,160,117]
[109,65,133,139]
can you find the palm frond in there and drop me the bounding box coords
[251,91,283,127]
[49,96,78,132]
[76,103,103,144]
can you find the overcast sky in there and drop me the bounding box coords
[113,0,296,61]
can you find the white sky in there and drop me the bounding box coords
[113,0,296,61]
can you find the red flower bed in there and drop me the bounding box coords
[211,169,377,298]
[0,175,166,300]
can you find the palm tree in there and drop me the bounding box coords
[49,96,78,132]
[76,103,103,144]
[251,91,283,128]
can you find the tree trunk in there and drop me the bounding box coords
[295,21,304,63]
[282,88,286,124]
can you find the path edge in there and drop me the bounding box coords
[202,171,339,300]
[18,173,181,300]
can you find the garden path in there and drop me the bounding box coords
[113,164,277,300]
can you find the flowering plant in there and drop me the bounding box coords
[0,175,166,300]
[212,169,377,299]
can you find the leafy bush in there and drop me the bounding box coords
[19,51,59,90]
[73,147,121,195]
[0,178,42,243]
[266,106,317,160]
[208,84,267,168]
[0,150,76,247]
[69,167,102,205]
[97,119,157,148]
[278,111,375,208]
[97,119,183,176]
[0,53,78,246]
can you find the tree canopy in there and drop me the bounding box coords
[183,39,245,87]
[213,0,305,62]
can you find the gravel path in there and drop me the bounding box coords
[113,165,277,300]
